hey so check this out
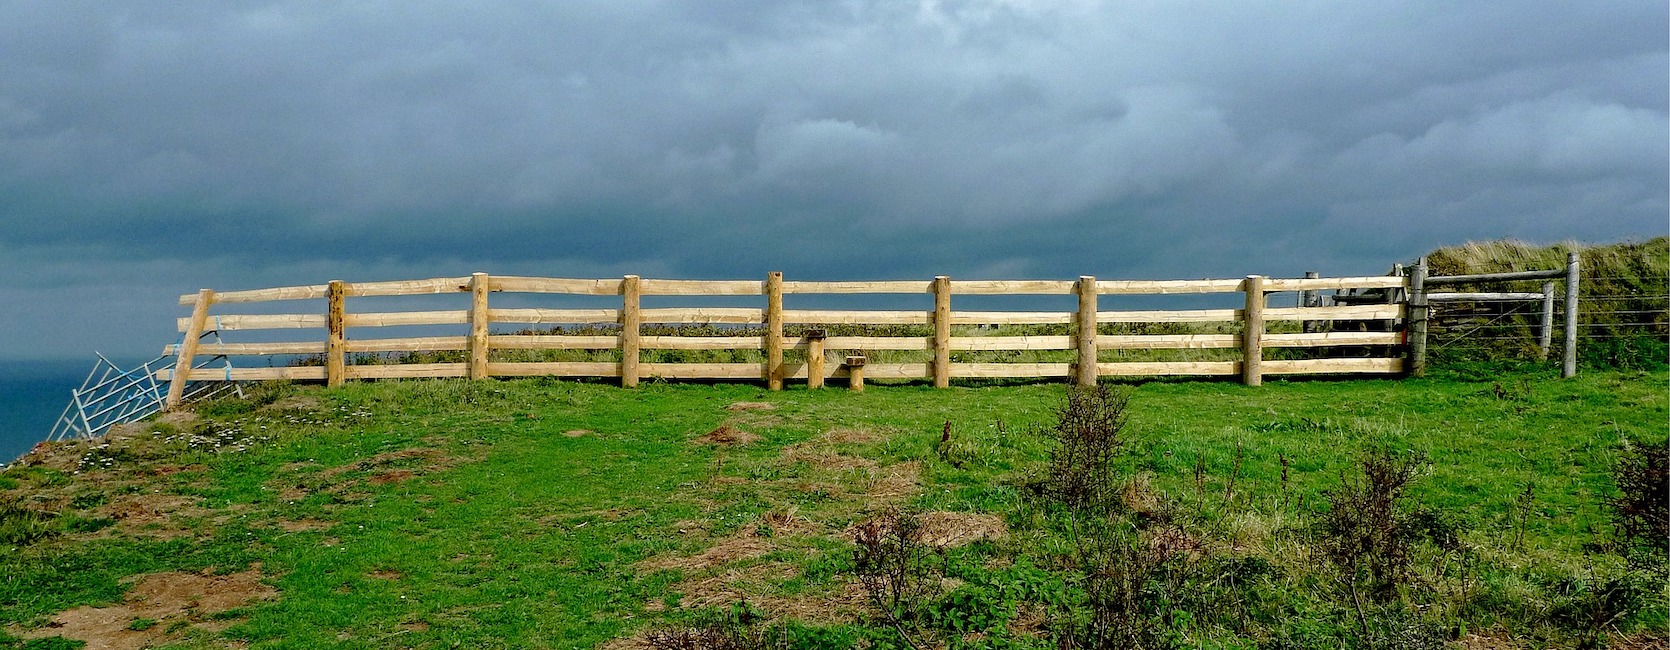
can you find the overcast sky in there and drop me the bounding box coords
[1,1,1664,361]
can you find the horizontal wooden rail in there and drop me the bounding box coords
[1098,334,1238,350]
[781,310,930,325]
[780,281,932,294]
[1264,305,1402,321]
[348,337,470,353]
[489,335,615,350]
[1264,358,1404,374]
[164,341,328,356]
[639,279,763,296]
[1264,332,1401,348]
[178,314,326,331]
[949,280,1076,295]
[1096,279,1245,294]
[487,362,620,377]
[641,336,764,350]
[949,335,1072,351]
[1098,361,1239,376]
[489,276,620,295]
[348,277,471,297]
[489,308,620,324]
[346,310,469,327]
[1264,276,1407,291]
[1099,309,1239,323]
[640,307,764,324]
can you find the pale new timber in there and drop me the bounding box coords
[640,279,764,296]
[779,280,933,294]
[345,310,470,327]
[489,276,621,295]
[488,362,621,377]
[487,308,621,324]
[489,335,616,350]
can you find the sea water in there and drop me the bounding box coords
[0,358,116,464]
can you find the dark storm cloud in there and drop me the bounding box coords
[0,1,1664,358]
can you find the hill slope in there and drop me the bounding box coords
[2,372,1666,648]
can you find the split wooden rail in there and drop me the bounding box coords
[158,272,1409,407]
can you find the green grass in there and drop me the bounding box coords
[1,369,1664,648]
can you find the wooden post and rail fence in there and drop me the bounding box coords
[158,271,1427,408]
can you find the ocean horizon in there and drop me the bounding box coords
[0,357,145,465]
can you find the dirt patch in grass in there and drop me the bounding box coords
[640,529,776,572]
[640,510,819,572]
[368,469,418,485]
[274,518,333,533]
[822,428,881,445]
[562,429,591,438]
[16,567,277,650]
[915,511,1008,548]
[693,425,759,447]
[95,493,209,539]
[725,402,776,412]
[854,461,921,502]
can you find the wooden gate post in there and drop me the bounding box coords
[327,280,346,387]
[933,276,951,388]
[1075,276,1098,386]
[621,275,641,388]
[1242,275,1264,386]
[1562,252,1580,378]
[1538,281,1555,361]
[468,273,490,380]
[766,271,784,390]
[1409,258,1429,377]
[166,289,215,409]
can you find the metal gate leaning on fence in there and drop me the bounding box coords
[156,271,1422,405]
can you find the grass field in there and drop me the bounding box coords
[1,367,1665,649]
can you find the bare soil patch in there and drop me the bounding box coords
[274,518,333,533]
[915,511,1008,548]
[16,567,276,650]
[562,429,591,438]
[693,425,759,447]
[821,428,882,445]
[95,493,209,539]
[725,402,776,412]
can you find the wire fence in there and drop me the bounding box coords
[1429,286,1668,368]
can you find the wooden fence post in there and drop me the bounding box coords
[166,289,215,409]
[766,271,784,390]
[621,275,641,388]
[1242,275,1264,386]
[1299,271,1319,334]
[847,355,866,392]
[1538,281,1555,361]
[327,280,346,387]
[468,272,490,380]
[806,329,826,389]
[933,276,951,388]
[1076,276,1098,386]
[1563,252,1580,378]
[1409,258,1429,377]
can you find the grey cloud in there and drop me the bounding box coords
[0,1,1663,359]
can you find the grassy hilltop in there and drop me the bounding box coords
[1,366,1665,649]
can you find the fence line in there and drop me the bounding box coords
[156,272,1411,406]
